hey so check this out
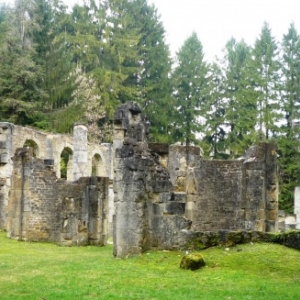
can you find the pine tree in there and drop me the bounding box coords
[94,0,140,109]
[277,23,300,212]
[46,0,104,132]
[127,0,173,142]
[172,32,210,146]
[202,62,227,158]
[0,0,46,125]
[222,38,257,157]
[251,22,281,139]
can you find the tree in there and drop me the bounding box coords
[127,0,173,142]
[0,0,46,124]
[277,23,300,212]
[222,38,257,157]
[251,22,281,139]
[201,62,227,158]
[172,32,210,147]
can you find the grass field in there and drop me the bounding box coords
[0,230,300,300]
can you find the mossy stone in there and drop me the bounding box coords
[180,253,205,271]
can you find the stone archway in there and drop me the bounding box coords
[91,153,105,177]
[23,139,39,157]
[60,147,73,180]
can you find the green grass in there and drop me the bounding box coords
[0,231,300,300]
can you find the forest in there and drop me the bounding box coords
[0,0,300,213]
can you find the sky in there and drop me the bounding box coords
[2,0,300,62]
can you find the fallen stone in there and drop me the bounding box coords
[180,253,205,271]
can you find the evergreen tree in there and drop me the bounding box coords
[47,0,104,132]
[128,0,173,142]
[201,62,227,158]
[251,22,281,139]
[172,32,210,146]
[98,0,142,109]
[0,0,46,124]
[277,23,300,212]
[222,38,257,157]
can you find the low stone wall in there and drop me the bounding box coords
[177,230,300,251]
[269,230,300,250]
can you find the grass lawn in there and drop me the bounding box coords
[0,230,300,300]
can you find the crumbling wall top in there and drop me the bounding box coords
[113,102,149,142]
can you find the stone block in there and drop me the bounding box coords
[180,253,205,270]
[165,202,185,215]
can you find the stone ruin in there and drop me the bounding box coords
[0,102,279,257]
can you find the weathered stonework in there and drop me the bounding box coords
[7,147,108,245]
[0,102,279,255]
[112,102,278,257]
[0,122,14,229]
[0,123,113,232]
[294,187,300,229]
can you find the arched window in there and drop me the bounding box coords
[60,147,73,179]
[91,153,105,177]
[23,139,39,157]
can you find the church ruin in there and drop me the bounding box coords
[0,102,279,257]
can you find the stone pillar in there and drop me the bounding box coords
[294,187,300,230]
[112,102,150,258]
[73,125,88,181]
[0,122,14,230]
[265,143,278,232]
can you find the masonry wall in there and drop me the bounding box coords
[1,103,279,256]
[170,143,278,233]
[112,103,278,257]
[7,148,109,245]
[0,122,113,231]
[0,123,14,229]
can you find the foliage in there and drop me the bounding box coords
[277,23,300,212]
[172,32,210,146]
[251,22,281,139]
[0,1,300,211]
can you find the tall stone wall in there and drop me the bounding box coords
[7,148,109,245]
[0,123,14,229]
[112,103,278,257]
[294,187,300,229]
[112,103,192,257]
[170,143,278,232]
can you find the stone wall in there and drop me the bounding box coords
[7,148,109,245]
[0,123,14,229]
[1,102,279,256]
[0,122,113,231]
[112,102,278,257]
[182,143,278,232]
[294,187,300,229]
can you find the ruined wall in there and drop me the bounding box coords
[0,122,113,231]
[169,143,278,232]
[1,102,279,255]
[112,103,192,257]
[112,103,278,257]
[294,188,300,229]
[7,148,109,245]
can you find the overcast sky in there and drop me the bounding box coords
[2,0,300,62]
[61,0,300,61]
